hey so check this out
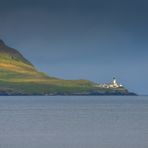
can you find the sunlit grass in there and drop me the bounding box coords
[0,53,128,95]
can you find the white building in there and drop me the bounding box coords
[96,77,123,88]
[109,77,123,88]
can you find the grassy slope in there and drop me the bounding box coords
[0,70,97,95]
[0,53,97,95]
[0,43,129,95]
[0,67,128,95]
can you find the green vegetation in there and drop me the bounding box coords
[0,40,132,95]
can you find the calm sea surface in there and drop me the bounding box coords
[0,96,148,148]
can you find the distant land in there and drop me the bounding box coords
[0,39,136,96]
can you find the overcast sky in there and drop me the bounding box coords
[0,0,148,94]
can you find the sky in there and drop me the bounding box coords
[0,0,148,94]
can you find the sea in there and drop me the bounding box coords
[0,96,148,148]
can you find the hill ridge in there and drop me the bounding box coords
[0,40,33,66]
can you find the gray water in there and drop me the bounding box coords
[0,96,148,148]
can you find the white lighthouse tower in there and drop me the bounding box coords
[113,77,117,85]
[112,77,118,87]
[111,77,123,88]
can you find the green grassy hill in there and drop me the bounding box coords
[0,40,134,95]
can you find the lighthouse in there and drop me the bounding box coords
[113,77,117,85]
[111,77,123,88]
[95,77,123,88]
